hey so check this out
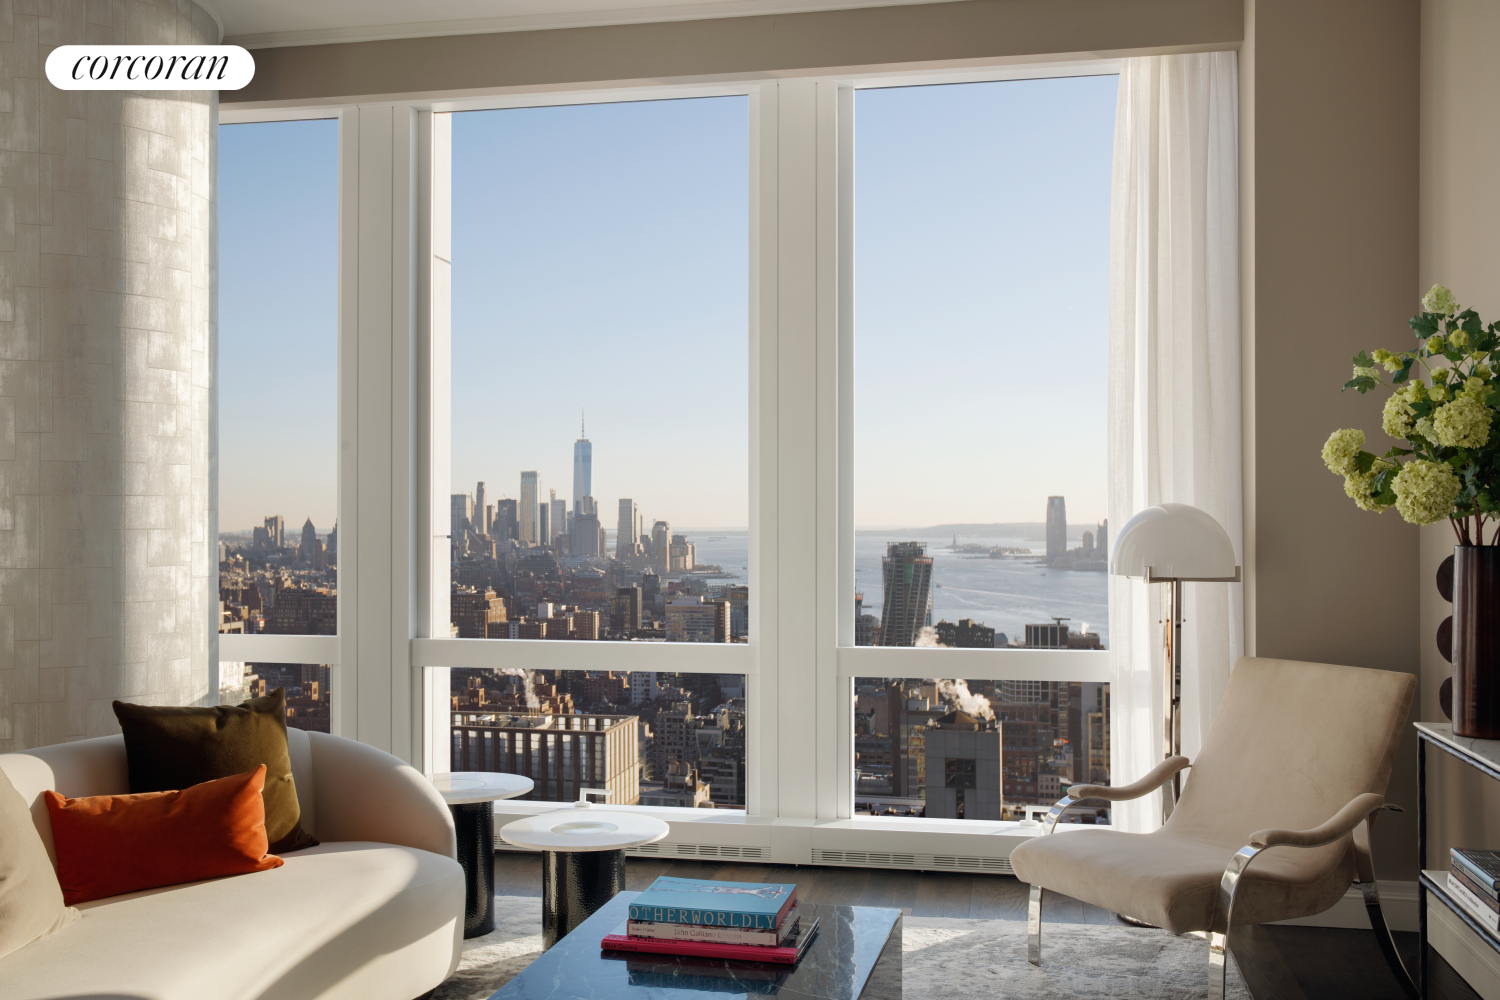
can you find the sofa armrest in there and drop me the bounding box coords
[307,732,456,860]
[1068,756,1191,802]
[1249,792,1384,849]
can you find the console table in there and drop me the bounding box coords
[1417,722,1500,998]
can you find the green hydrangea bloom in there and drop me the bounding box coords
[1343,469,1392,513]
[1433,396,1492,448]
[1382,393,1416,439]
[1321,428,1365,476]
[1424,284,1459,316]
[1392,459,1462,525]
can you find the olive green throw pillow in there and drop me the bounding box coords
[112,689,318,854]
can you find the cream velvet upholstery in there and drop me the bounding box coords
[0,730,465,1000]
[1009,657,1416,934]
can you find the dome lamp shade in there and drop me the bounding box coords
[1110,503,1240,582]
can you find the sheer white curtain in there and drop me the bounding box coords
[1107,52,1244,834]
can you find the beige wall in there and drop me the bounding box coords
[224,0,1241,108]
[1419,0,1500,885]
[1245,0,1422,878]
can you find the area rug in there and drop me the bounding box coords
[427,896,1252,999]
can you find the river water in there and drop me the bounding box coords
[668,529,1110,648]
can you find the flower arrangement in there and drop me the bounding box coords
[1323,285,1500,543]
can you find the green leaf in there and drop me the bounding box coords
[1352,351,1374,368]
[1342,375,1378,394]
[1412,314,1439,337]
[1383,446,1414,457]
[1356,451,1377,473]
[1393,358,1415,384]
[1376,489,1398,506]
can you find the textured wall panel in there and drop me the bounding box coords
[0,0,218,751]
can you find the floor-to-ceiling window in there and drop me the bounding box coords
[217,118,339,732]
[845,75,1117,822]
[445,97,751,808]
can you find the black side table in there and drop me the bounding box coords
[431,771,534,938]
[499,794,669,949]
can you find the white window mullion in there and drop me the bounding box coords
[773,80,821,826]
[832,82,857,820]
[345,105,422,763]
[335,105,360,740]
[814,80,844,821]
[747,83,778,822]
[415,110,453,774]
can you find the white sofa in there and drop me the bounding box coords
[0,728,466,1000]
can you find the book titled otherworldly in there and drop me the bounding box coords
[626,878,798,930]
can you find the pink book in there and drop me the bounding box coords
[601,917,819,965]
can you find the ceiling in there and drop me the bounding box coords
[204,0,953,48]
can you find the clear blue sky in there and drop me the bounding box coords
[855,75,1117,527]
[450,97,750,530]
[217,75,1117,534]
[218,118,339,534]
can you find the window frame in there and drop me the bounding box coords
[216,55,1121,856]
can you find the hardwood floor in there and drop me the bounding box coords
[492,851,1481,999]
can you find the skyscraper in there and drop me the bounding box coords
[538,503,550,546]
[574,413,592,510]
[652,520,671,572]
[264,515,285,550]
[1046,496,1067,564]
[549,491,566,546]
[617,499,642,559]
[300,518,318,562]
[520,472,539,544]
[1097,518,1109,563]
[571,496,603,557]
[450,494,473,538]
[474,481,486,531]
[494,499,518,542]
[878,541,933,647]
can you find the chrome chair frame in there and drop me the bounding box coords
[1026,784,1416,1000]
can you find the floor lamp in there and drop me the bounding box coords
[1110,503,1240,824]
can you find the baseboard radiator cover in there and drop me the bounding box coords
[626,843,770,860]
[812,848,1014,875]
[493,838,769,861]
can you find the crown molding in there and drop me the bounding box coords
[224,0,961,50]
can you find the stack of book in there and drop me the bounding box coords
[1447,848,1500,932]
[601,877,818,964]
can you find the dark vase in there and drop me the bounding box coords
[1453,545,1500,738]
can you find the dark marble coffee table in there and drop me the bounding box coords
[489,890,902,999]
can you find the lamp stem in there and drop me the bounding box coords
[1162,579,1183,824]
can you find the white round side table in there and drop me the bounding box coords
[499,791,668,948]
[430,771,534,938]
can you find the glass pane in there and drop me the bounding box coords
[449,98,749,642]
[450,668,746,808]
[217,120,340,636]
[854,677,1109,821]
[219,662,333,734]
[853,77,1117,649]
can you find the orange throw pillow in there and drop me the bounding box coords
[44,765,285,905]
